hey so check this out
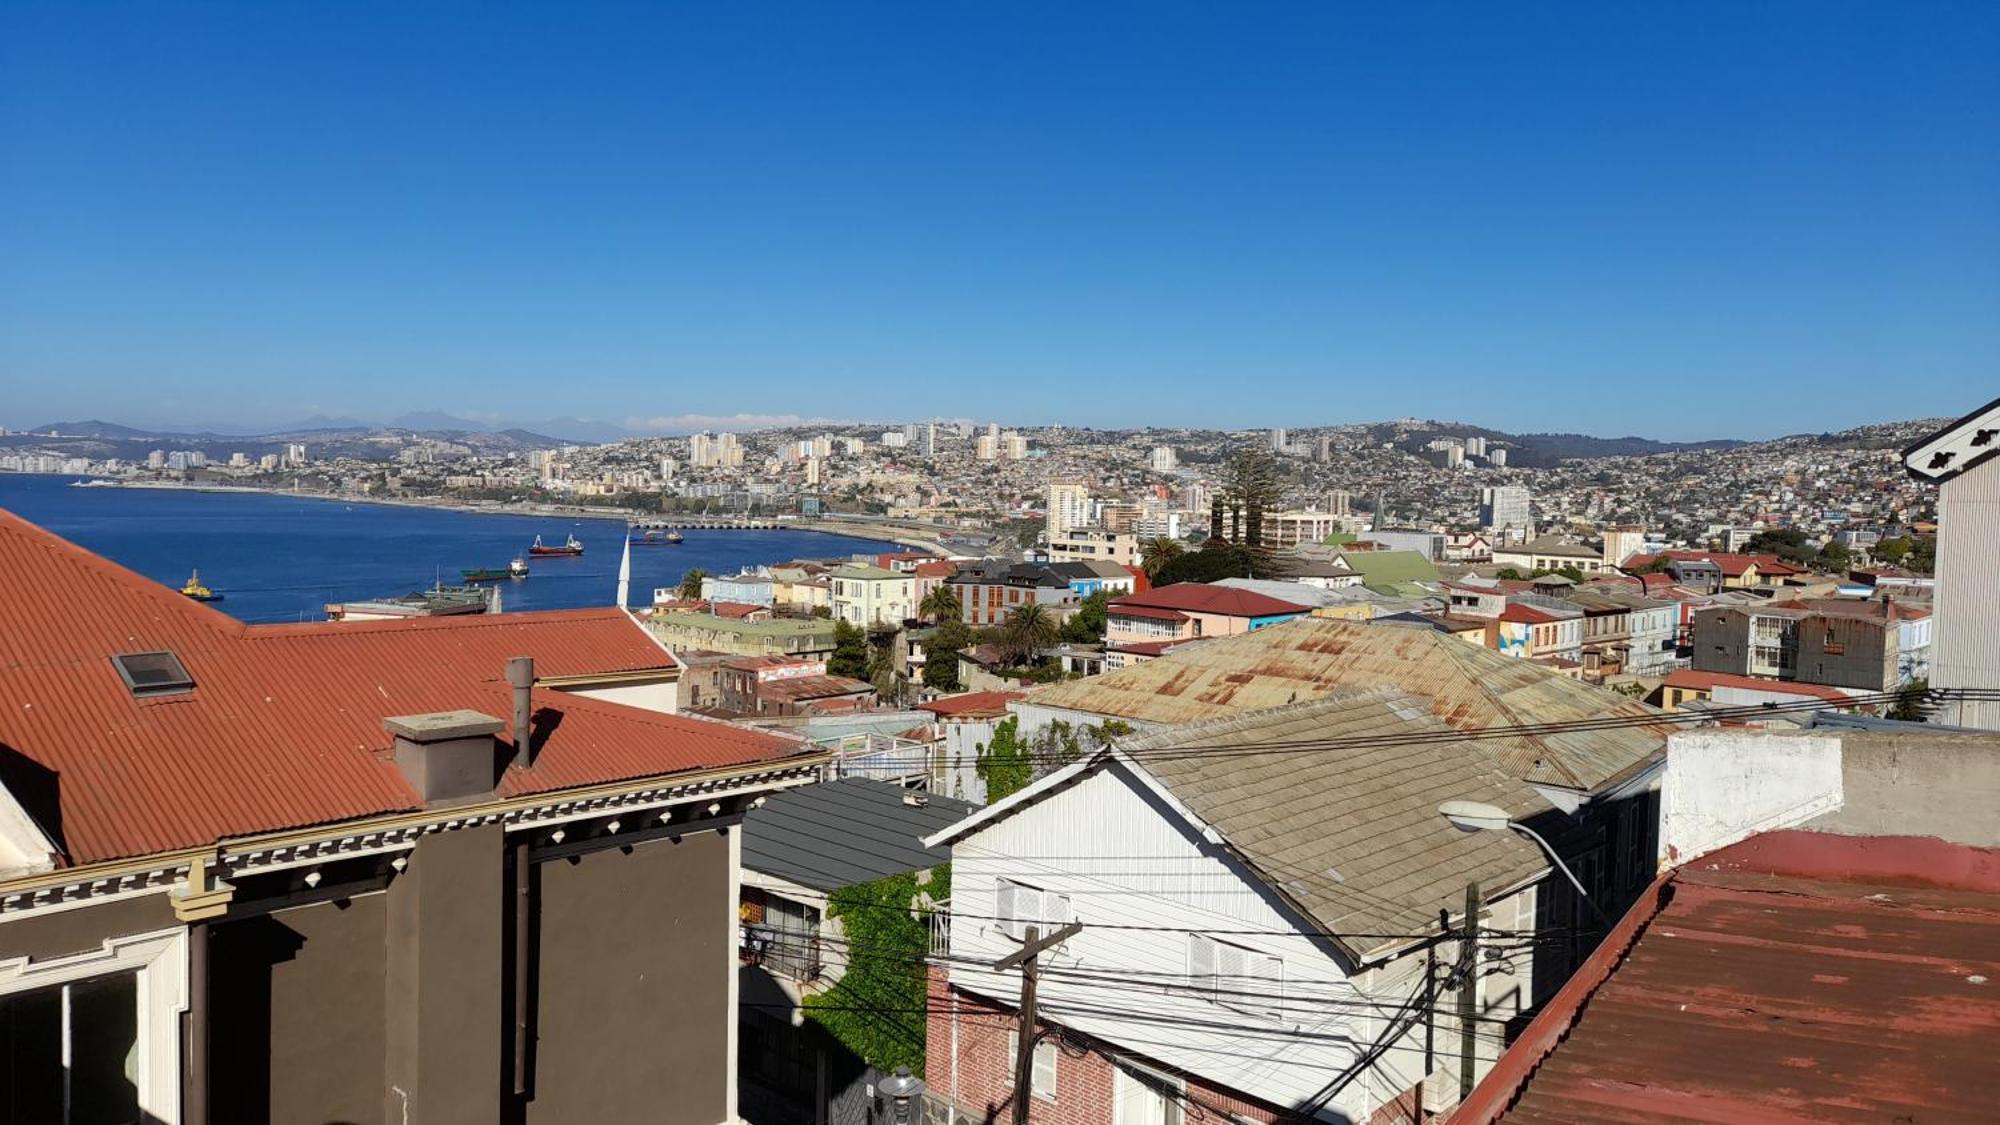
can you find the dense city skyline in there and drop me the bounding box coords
[5,3,1997,437]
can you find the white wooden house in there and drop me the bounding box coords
[922,689,1557,1124]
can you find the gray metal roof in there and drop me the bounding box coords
[742,777,977,892]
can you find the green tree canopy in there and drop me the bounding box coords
[1153,546,1253,586]
[1058,589,1111,644]
[919,583,963,624]
[1140,537,1186,580]
[1004,602,1060,664]
[802,868,941,1073]
[677,567,709,601]
[977,717,1034,803]
[828,618,869,678]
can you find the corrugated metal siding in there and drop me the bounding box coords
[1934,463,2000,729]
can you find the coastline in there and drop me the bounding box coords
[64,477,948,554]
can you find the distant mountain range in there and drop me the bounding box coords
[11,417,572,464]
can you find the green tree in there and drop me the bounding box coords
[1744,528,1816,566]
[803,868,940,1072]
[1217,445,1284,575]
[1004,603,1060,664]
[1888,677,1935,723]
[1058,589,1111,644]
[1153,545,1253,586]
[1816,540,1852,574]
[1140,536,1186,579]
[828,618,869,678]
[677,567,709,601]
[1908,536,1936,575]
[977,717,1034,802]
[1873,537,1912,565]
[920,583,963,624]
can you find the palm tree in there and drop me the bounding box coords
[1140,536,1186,578]
[919,583,963,624]
[677,567,709,601]
[1004,603,1060,665]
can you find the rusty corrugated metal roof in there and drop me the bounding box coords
[1121,689,1548,957]
[1467,831,2000,1124]
[1025,617,1672,790]
[0,508,800,865]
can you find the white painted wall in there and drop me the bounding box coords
[1659,731,1844,866]
[1933,459,2000,727]
[567,679,679,716]
[945,760,1446,1122]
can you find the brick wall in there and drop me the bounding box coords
[924,969,1287,1125]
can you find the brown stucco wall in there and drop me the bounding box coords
[384,823,506,1125]
[528,828,730,1125]
[0,892,177,962]
[211,894,388,1125]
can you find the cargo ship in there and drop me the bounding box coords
[180,569,224,602]
[462,557,530,581]
[528,534,584,557]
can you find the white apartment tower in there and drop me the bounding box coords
[1478,485,1532,540]
[1046,481,1093,539]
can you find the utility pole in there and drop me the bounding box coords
[993,921,1082,1125]
[1457,882,1480,1101]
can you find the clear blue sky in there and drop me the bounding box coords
[3,3,1995,439]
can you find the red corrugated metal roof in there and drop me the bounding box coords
[0,508,801,865]
[1663,669,1855,702]
[1458,831,2000,1124]
[1113,583,1310,617]
[916,690,1025,718]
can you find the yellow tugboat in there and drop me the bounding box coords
[179,569,224,602]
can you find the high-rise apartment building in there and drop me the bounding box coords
[1148,446,1178,473]
[1479,486,1532,539]
[1047,481,1093,539]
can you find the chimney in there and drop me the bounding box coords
[506,656,535,769]
[385,711,507,807]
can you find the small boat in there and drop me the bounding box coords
[628,529,667,546]
[666,529,684,544]
[180,569,224,602]
[528,534,584,557]
[462,557,530,581]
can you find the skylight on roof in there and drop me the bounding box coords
[111,651,194,698]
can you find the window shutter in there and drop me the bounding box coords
[996,880,1019,938]
[1033,1040,1058,1098]
[1048,892,1073,927]
[1256,952,1285,1019]
[1187,934,1215,996]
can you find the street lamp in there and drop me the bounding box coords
[879,1066,926,1125]
[1436,800,1612,929]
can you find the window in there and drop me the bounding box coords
[995,879,1071,940]
[0,929,184,1124]
[1112,1057,1183,1125]
[1006,1030,1059,1100]
[1187,934,1284,1019]
[110,651,193,698]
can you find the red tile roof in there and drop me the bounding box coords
[916,690,1025,719]
[707,600,770,619]
[1457,831,2000,1124]
[1113,583,1310,618]
[0,508,802,865]
[912,560,959,578]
